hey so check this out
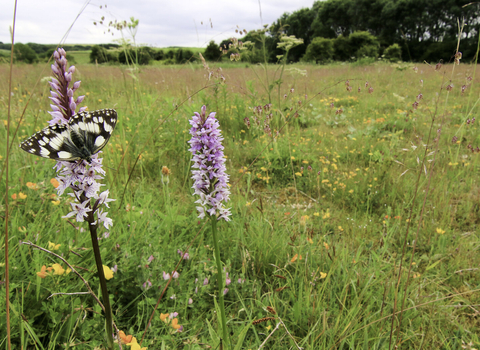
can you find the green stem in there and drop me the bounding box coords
[211,217,229,349]
[88,209,114,350]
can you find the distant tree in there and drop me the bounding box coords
[204,41,222,61]
[383,43,402,62]
[333,35,352,61]
[165,50,175,59]
[14,43,38,63]
[174,49,184,63]
[303,37,334,63]
[118,47,151,65]
[153,49,165,60]
[349,31,379,59]
[174,48,194,63]
[26,43,50,54]
[183,49,195,62]
[90,45,113,63]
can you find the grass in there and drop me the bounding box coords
[1,59,480,349]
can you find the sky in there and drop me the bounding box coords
[1,0,315,48]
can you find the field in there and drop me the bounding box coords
[1,58,480,349]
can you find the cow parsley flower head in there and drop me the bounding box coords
[188,105,231,221]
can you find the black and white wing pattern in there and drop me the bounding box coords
[20,108,117,162]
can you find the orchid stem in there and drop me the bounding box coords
[211,217,229,349]
[88,207,114,350]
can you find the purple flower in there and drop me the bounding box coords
[48,48,86,125]
[172,271,180,279]
[47,49,115,234]
[177,249,190,260]
[147,255,155,263]
[62,199,92,222]
[96,209,113,229]
[237,278,244,284]
[143,280,152,289]
[225,272,231,286]
[111,265,118,273]
[188,106,231,221]
[169,312,179,319]
[163,271,171,280]
[223,288,229,295]
[188,298,193,305]
[203,278,209,286]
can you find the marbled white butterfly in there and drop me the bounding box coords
[20,108,117,163]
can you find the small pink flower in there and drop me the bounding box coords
[225,272,231,286]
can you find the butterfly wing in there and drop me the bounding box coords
[68,109,118,158]
[19,108,117,162]
[19,123,79,160]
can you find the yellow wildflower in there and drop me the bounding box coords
[171,318,182,330]
[50,178,60,188]
[26,182,39,190]
[52,263,65,275]
[119,330,133,344]
[37,265,48,278]
[103,265,114,280]
[127,337,147,350]
[48,241,61,250]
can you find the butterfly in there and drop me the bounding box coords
[20,109,117,163]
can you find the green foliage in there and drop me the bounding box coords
[421,40,457,64]
[89,45,116,64]
[165,49,175,59]
[118,47,152,65]
[153,49,165,61]
[4,46,480,349]
[349,31,379,59]
[14,43,38,63]
[303,37,334,63]
[333,35,352,61]
[204,41,222,61]
[383,43,402,61]
[356,44,379,59]
[174,48,195,63]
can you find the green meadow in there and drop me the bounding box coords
[1,59,480,349]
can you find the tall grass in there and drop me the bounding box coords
[2,57,480,349]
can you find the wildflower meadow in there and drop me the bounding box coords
[2,35,480,350]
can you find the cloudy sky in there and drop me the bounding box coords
[1,0,315,48]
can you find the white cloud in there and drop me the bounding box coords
[0,0,314,47]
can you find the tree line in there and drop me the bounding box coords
[205,0,480,64]
[89,45,196,65]
[4,0,479,65]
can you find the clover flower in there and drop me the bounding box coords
[48,49,115,230]
[188,105,231,221]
